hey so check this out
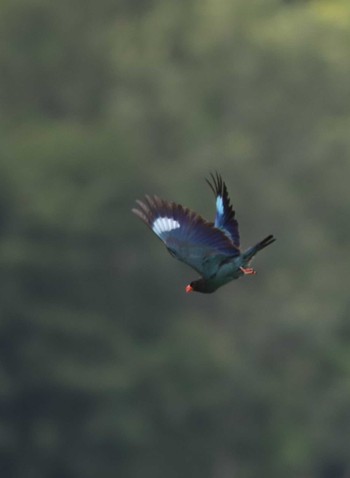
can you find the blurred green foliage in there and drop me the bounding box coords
[1,0,350,477]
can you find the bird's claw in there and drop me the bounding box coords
[240,267,256,275]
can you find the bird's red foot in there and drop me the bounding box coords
[240,267,256,275]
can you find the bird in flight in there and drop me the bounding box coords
[132,173,276,293]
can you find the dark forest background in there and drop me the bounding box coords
[1,0,350,477]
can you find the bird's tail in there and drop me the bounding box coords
[242,235,276,262]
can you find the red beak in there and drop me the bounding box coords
[185,284,193,293]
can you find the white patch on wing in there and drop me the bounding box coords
[152,217,180,236]
[216,196,224,215]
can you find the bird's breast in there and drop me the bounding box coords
[215,256,244,282]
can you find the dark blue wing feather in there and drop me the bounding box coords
[132,195,239,278]
[206,172,240,247]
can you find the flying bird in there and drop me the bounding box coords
[132,173,275,293]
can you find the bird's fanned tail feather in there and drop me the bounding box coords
[242,235,276,261]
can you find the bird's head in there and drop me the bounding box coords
[185,279,216,294]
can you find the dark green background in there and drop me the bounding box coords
[1,0,350,477]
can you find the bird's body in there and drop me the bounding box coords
[132,173,275,293]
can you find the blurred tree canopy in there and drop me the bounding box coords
[1,0,350,477]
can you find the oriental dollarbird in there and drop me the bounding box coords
[132,173,276,294]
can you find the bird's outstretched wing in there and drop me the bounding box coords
[132,195,239,279]
[206,172,240,247]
